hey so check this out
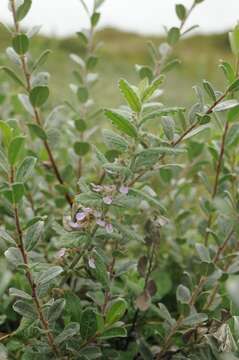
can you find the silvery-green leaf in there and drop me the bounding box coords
[37,266,63,285]
[6,47,21,66]
[18,93,35,116]
[9,288,32,300]
[70,53,85,68]
[213,100,239,112]
[4,247,23,266]
[13,300,37,320]
[27,25,42,38]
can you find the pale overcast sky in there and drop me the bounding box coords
[1,0,239,37]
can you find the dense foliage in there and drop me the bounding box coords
[1,0,239,359]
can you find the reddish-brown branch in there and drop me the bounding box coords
[9,166,61,357]
[10,0,72,207]
[204,119,230,246]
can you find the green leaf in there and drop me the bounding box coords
[105,298,127,325]
[73,141,90,156]
[55,323,80,344]
[183,124,210,140]
[32,49,52,72]
[133,147,183,170]
[13,300,37,320]
[135,65,153,81]
[75,118,87,132]
[0,66,26,89]
[130,188,166,213]
[86,56,98,70]
[195,243,211,263]
[219,61,236,83]
[175,4,186,20]
[27,123,47,140]
[119,79,141,112]
[103,129,128,152]
[29,86,49,107]
[0,148,9,176]
[80,308,98,340]
[77,86,89,103]
[76,31,88,46]
[24,220,44,251]
[8,136,25,165]
[203,80,216,101]
[90,249,109,288]
[4,247,23,266]
[18,93,35,116]
[94,0,105,9]
[228,78,239,93]
[142,76,164,102]
[0,120,13,147]
[48,299,65,321]
[16,156,37,182]
[37,266,63,285]
[140,107,185,126]
[161,116,175,141]
[152,303,175,325]
[91,12,101,27]
[213,100,239,112]
[228,106,239,122]
[167,27,180,45]
[176,284,191,304]
[64,292,82,322]
[12,34,29,55]
[182,313,208,326]
[100,327,127,339]
[0,229,15,245]
[161,59,181,73]
[104,109,138,138]
[9,288,32,300]
[12,182,25,203]
[16,0,32,21]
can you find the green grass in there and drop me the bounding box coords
[0,26,233,108]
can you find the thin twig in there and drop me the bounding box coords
[204,118,230,246]
[10,0,72,207]
[9,166,61,358]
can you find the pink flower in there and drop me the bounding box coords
[56,248,66,258]
[69,221,81,230]
[105,223,113,233]
[119,185,129,194]
[76,212,86,222]
[91,183,103,192]
[103,196,113,205]
[96,219,106,227]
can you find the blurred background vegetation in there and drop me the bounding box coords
[0,26,233,109]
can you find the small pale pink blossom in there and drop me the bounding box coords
[56,248,66,258]
[103,196,113,205]
[69,221,81,230]
[119,185,129,194]
[105,223,113,233]
[96,219,106,227]
[76,212,86,221]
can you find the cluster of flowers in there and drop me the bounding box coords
[68,207,113,233]
[90,183,129,204]
[66,183,129,234]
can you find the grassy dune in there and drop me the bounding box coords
[0,26,233,108]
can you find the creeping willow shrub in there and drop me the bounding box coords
[1,0,239,358]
